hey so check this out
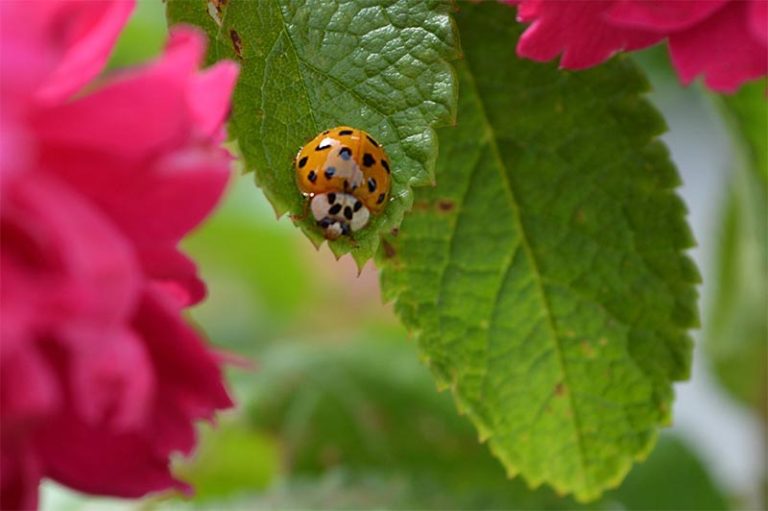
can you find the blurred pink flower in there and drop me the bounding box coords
[509,0,768,92]
[0,1,239,509]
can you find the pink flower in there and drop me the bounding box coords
[0,1,239,509]
[509,0,768,92]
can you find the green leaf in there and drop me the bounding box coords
[107,0,166,69]
[608,435,729,511]
[237,342,725,510]
[172,420,279,501]
[718,80,768,184]
[379,2,699,501]
[244,339,583,510]
[706,82,768,409]
[183,178,317,336]
[166,0,459,266]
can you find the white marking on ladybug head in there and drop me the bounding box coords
[310,193,370,239]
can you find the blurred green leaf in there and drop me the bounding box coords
[249,469,572,510]
[608,435,729,511]
[173,420,279,502]
[379,2,699,502]
[166,0,459,266]
[718,80,768,184]
[108,0,166,69]
[231,340,726,511]
[183,177,315,354]
[244,339,582,510]
[706,82,768,409]
[247,339,484,474]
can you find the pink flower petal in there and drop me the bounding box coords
[119,146,231,243]
[162,27,208,78]
[36,1,135,102]
[42,146,231,248]
[4,177,141,328]
[1,439,42,511]
[140,248,207,307]
[68,329,155,431]
[750,0,768,46]
[1,4,238,505]
[0,342,60,427]
[515,0,664,69]
[669,0,768,92]
[34,414,187,498]
[135,291,233,428]
[34,72,190,160]
[607,0,729,32]
[188,60,240,138]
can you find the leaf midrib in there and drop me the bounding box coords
[453,62,590,487]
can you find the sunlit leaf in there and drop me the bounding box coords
[379,2,698,501]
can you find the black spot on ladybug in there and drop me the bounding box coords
[363,153,375,167]
[377,193,386,204]
[339,147,352,160]
[308,170,317,183]
[319,218,332,228]
[366,135,380,147]
[344,206,353,220]
[353,200,362,212]
[316,141,331,151]
[367,177,377,193]
[341,223,351,235]
[322,130,330,135]
[381,159,390,173]
[339,129,353,136]
[324,167,336,179]
[298,156,308,168]
[328,193,336,204]
[329,203,342,215]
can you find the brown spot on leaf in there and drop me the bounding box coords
[230,29,243,58]
[413,200,431,211]
[390,227,399,237]
[554,382,566,396]
[437,199,455,212]
[382,239,396,259]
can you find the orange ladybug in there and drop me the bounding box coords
[294,126,391,239]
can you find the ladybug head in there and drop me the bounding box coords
[310,193,370,240]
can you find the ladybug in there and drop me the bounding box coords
[294,126,391,240]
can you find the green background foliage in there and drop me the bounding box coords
[42,1,765,510]
[380,3,698,501]
[167,0,459,265]
[706,81,768,410]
